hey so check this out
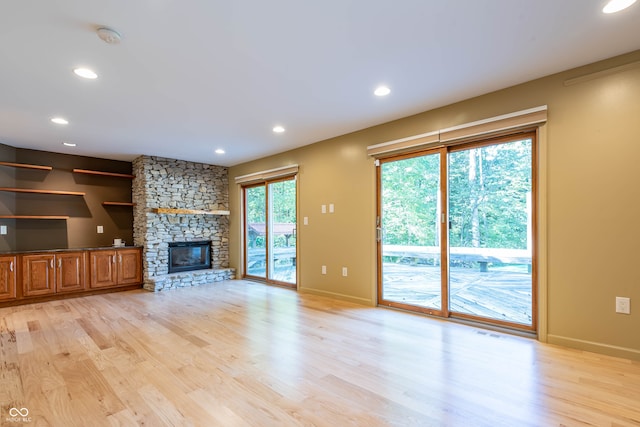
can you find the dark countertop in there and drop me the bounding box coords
[0,246,142,255]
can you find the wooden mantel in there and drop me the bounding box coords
[152,208,230,215]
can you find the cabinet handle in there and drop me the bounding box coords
[113,254,116,264]
[58,258,62,268]
[50,259,54,268]
[9,261,13,272]
[119,254,122,263]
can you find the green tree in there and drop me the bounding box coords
[381,154,440,246]
[449,139,531,249]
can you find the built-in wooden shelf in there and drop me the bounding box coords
[103,202,135,207]
[0,161,53,171]
[0,215,69,220]
[0,187,85,196]
[73,169,135,179]
[152,208,230,216]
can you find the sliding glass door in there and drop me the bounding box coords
[244,177,297,287]
[378,149,447,316]
[378,133,536,330]
[448,139,534,326]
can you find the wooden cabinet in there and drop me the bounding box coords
[56,252,86,293]
[90,250,117,288]
[117,248,142,285]
[0,256,17,301]
[0,247,141,306]
[22,254,56,297]
[90,248,141,289]
[22,252,86,297]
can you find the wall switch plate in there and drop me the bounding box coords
[0,225,6,235]
[97,225,104,234]
[321,205,327,214]
[303,216,309,225]
[616,297,631,314]
[329,204,335,213]
[321,265,327,275]
[342,267,348,277]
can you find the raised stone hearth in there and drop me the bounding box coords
[132,155,235,291]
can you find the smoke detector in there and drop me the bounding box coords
[96,27,122,44]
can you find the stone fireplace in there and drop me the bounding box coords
[168,240,211,273]
[132,155,235,291]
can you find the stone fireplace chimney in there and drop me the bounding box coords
[132,155,235,291]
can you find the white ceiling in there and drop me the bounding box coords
[1,1,639,167]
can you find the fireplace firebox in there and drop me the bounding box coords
[168,241,211,273]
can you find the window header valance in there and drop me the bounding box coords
[367,105,547,157]
[234,164,299,185]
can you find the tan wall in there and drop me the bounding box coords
[229,50,640,360]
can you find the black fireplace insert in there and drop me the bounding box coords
[168,240,211,273]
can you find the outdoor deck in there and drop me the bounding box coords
[382,263,532,325]
[247,247,533,325]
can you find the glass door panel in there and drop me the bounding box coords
[245,185,267,278]
[268,179,297,285]
[379,152,443,312]
[448,138,533,326]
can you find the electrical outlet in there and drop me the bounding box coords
[321,265,327,275]
[321,205,326,214]
[342,267,348,277]
[97,225,104,234]
[0,225,6,235]
[329,204,335,213]
[303,216,308,225]
[616,297,630,314]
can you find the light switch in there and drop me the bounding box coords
[303,216,309,225]
[321,205,327,214]
[329,204,335,213]
[0,225,6,235]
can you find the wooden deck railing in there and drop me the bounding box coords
[383,245,531,271]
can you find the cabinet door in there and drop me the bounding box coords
[23,254,56,297]
[0,256,17,301]
[56,252,86,293]
[117,248,142,285]
[90,251,117,288]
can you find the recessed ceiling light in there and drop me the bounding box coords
[62,142,77,147]
[374,86,391,96]
[51,117,69,125]
[603,0,636,13]
[273,126,285,133]
[215,149,225,154]
[73,68,98,79]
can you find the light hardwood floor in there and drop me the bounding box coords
[1,279,639,426]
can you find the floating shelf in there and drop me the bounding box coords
[0,187,85,196]
[103,202,135,207]
[0,215,69,220]
[152,208,230,215]
[73,169,135,179]
[0,161,53,171]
